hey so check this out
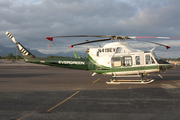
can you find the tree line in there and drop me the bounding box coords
[0,53,22,60]
[0,54,73,60]
[47,56,73,58]
[161,58,180,61]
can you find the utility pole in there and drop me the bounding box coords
[16,46,17,61]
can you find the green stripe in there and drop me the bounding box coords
[91,65,159,74]
[88,54,110,69]
[92,64,172,74]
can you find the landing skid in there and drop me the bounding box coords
[106,78,154,84]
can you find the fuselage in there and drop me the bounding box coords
[24,42,174,76]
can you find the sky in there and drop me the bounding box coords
[1,0,180,58]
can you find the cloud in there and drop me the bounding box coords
[1,0,180,58]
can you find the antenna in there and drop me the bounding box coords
[150,47,156,52]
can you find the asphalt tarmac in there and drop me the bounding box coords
[0,61,180,120]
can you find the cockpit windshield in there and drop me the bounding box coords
[153,52,160,61]
[152,52,169,64]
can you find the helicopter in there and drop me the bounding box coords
[5,32,177,84]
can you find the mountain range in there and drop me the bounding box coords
[0,45,85,58]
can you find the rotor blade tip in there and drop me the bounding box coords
[166,46,170,49]
[69,45,73,48]
[45,37,53,41]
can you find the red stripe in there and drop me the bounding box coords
[169,37,180,39]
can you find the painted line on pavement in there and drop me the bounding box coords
[92,78,101,83]
[17,111,35,120]
[47,91,80,112]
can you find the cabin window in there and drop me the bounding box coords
[111,57,121,67]
[97,52,99,56]
[136,56,140,65]
[122,56,132,66]
[146,55,155,64]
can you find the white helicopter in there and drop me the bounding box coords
[6,32,177,84]
[46,35,177,84]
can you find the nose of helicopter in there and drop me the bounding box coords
[159,61,174,72]
[167,63,175,69]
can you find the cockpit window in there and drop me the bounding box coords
[146,54,155,64]
[153,52,160,61]
[152,57,155,64]
[152,52,169,64]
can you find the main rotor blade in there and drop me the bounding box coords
[46,35,113,41]
[132,39,170,49]
[69,38,112,48]
[128,36,180,49]
[53,35,180,40]
[46,35,180,42]
[53,35,112,38]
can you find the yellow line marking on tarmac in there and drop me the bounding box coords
[92,78,101,83]
[16,111,35,120]
[47,91,80,112]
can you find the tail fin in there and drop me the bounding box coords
[5,31,36,59]
[73,51,78,58]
